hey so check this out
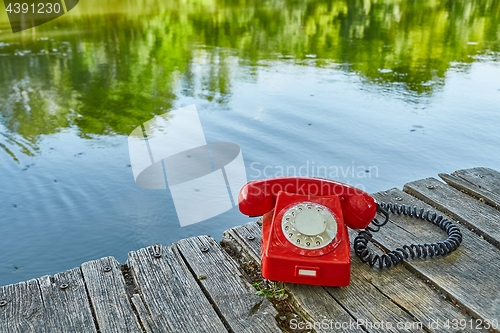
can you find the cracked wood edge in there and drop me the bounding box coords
[127,244,228,333]
[176,236,281,333]
[80,256,143,333]
[130,294,154,333]
[1,260,144,333]
[439,168,500,209]
[37,267,97,333]
[0,279,47,333]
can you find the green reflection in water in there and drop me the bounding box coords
[0,0,499,157]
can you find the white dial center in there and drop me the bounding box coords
[294,209,327,236]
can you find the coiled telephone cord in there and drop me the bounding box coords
[353,202,463,268]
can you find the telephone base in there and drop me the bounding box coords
[261,238,351,286]
[259,192,353,286]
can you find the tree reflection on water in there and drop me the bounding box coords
[0,0,499,157]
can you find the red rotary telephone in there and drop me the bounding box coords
[238,177,377,286]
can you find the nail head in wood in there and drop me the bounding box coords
[153,252,161,258]
[200,246,209,253]
[247,235,255,240]
[426,185,435,189]
[59,283,69,290]
[0,300,7,307]
[103,266,112,272]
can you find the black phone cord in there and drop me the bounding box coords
[353,202,463,268]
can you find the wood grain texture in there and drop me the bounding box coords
[372,189,500,325]
[3,167,499,333]
[325,277,424,333]
[81,256,143,333]
[0,279,46,333]
[224,217,494,333]
[176,236,281,333]
[130,294,154,333]
[222,222,357,333]
[453,167,500,195]
[439,167,500,209]
[127,245,227,333]
[404,177,500,249]
[325,247,428,332]
[37,267,97,333]
[223,222,261,263]
[346,231,490,333]
[224,222,429,333]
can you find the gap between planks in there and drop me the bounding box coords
[222,217,496,332]
[2,167,499,333]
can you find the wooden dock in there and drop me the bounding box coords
[1,167,499,332]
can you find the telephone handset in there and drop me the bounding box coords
[238,177,463,287]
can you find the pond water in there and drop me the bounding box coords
[1,0,500,286]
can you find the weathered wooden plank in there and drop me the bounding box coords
[222,222,356,333]
[439,167,500,209]
[0,279,45,333]
[324,253,428,332]
[404,177,500,249]
[224,223,428,333]
[80,256,143,333]
[439,173,500,209]
[223,222,261,263]
[224,222,487,332]
[130,294,154,333]
[325,273,424,333]
[372,189,500,325]
[176,236,281,333]
[346,231,490,333]
[127,245,227,333]
[453,167,500,195]
[37,268,98,333]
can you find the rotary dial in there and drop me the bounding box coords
[281,203,337,250]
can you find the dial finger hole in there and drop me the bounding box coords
[315,235,324,244]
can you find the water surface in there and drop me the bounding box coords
[1,0,500,286]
